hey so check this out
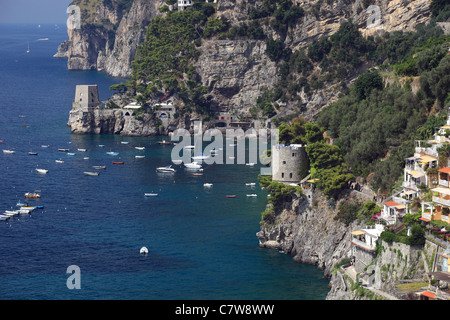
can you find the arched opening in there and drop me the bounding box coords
[160,113,168,118]
[125,112,130,116]
[216,122,227,128]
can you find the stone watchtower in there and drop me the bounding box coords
[272,144,307,183]
[72,85,102,112]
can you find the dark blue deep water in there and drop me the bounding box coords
[0,24,329,300]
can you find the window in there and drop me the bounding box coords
[292,153,296,157]
[289,173,293,179]
[281,173,284,178]
[282,161,286,164]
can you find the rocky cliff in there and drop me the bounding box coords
[257,184,446,300]
[59,0,164,77]
[59,0,433,118]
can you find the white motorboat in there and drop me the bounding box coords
[121,141,129,144]
[140,247,149,254]
[184,162,202,169]
[144,193,158,197]
[35,168,48,174]
[84,171,100,176]
[55,159,64,163]
[0,215,10,220]
[156,165,176,173]
[78,148,87,152]
[135,147,145,150]
[135,155,145,158]
[246,163,255,166]
[203,183,213,188]
[3,149,14,154]
[245,183,256,186]
[246,194,258,197]
[92,165,106,169]
[106,151,119,156]
[4,210,19,216]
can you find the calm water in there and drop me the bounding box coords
[0,24,329,300]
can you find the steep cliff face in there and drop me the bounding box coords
[63,0,164,77]
[256,187,371,278]
[60,0,432,111]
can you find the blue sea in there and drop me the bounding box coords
[0,24,329,300]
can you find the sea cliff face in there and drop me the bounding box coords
[58,0,432,117]
[61,0,164,77]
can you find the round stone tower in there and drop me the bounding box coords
[271,144,307,183]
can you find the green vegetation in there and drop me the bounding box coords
[258,175,303,224]
[380,223,425,246]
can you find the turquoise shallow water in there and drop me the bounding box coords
[0,23,329,300]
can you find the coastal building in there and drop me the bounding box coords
[177,0,192,10]
[351,224,385,273]
[123,102,142,116]
[72,85,102,112]
[271,144,307,184]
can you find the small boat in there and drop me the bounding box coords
[140,247,148,254]
[246,163,255,166]
[28,152,38,155]
[0,215,10,220]
[83,157,89,160]
[246,194,258,197]
[98,145,104,147]
[112,161,124,165]
[3,149,15,154]
[120,141,129,144]
[192,173,203,176]
[135,155,145,158]
[58,148,69,152]
[144,193,158,197]
[25,192,41,198]
[135,147,145,150]
[35,168,48,174]
[156,165,175,173]
[226,195,236,198]
[203,183,213,187]
[106,151,119,156]
[16,202,27,207]
[3,211,18,216]
[92,165,106,169]
[77,148,87,152]
[157,140,172,145]
[67,152,75,156]
[245,183,256,186]
[19,206,35,213]
[84,171,100,176]
[184,162,202,169]
[41,145,50,148]
[55,159,64,163]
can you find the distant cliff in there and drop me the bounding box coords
[56,0,164,77]
[58,0,433,120]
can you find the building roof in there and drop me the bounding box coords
[431,187,450,195]
[418,155,437,163]
[439,167,450,174]
[409,170,424,178]
[384,201,399,207]
[417,290,436,299]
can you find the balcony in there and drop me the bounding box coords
[432,196,450,207]
[439,179,449,187]
[422,212,432,221]
[351,238,377,252]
